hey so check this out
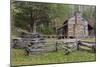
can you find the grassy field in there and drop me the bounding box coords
[81,37,96,42]
[11,49,96,66]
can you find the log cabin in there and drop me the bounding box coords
[57,12,94,38]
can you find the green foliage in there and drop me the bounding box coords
[41,26,56,35]
[12,1,52,32]
[11,1,71,34]
[82,6,96,28]
[11,1,96,35]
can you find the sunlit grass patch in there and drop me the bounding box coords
[11,49,96,66]
[81,37,96,42]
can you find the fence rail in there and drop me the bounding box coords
[77,41,96,53]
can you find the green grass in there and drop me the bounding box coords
[81,37,96,42]
[11,49,96,66]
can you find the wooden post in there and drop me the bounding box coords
[55,42,58,52]
[77,41,80,50]
[92,45,96,53]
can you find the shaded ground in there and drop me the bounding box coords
[11,49,96,66]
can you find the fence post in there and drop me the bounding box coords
[77,41,80,50]
[55,42,58,52]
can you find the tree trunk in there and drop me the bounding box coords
[33,22,36,33]
[29,24,33,32]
